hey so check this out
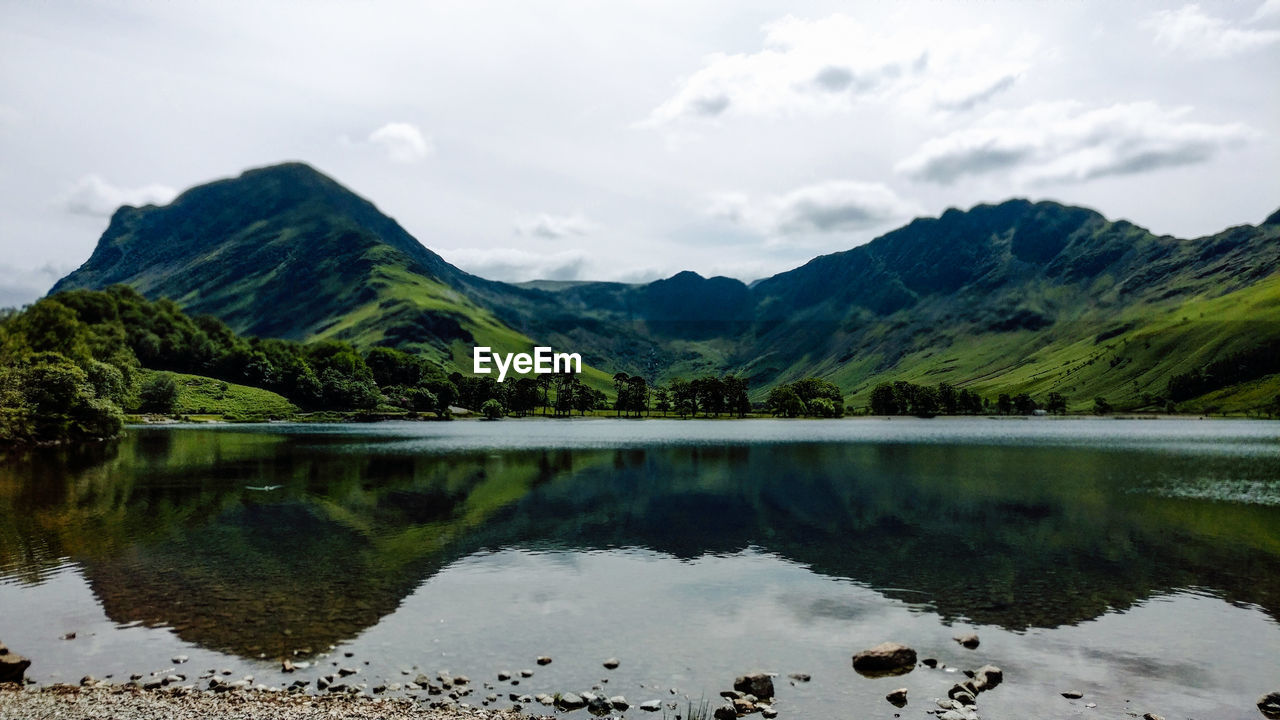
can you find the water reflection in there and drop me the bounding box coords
[1,423,1279,662]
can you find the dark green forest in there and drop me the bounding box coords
[0,286,461,444]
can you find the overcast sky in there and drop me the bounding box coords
[2,0,1278,305]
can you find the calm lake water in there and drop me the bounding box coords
[2,417,1279,718]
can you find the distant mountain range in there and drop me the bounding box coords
[51,162,1280,412]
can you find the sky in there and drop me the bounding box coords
[2,0,1278,305]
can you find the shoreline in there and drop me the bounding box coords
[125,411,1269,427]
[0,683,545,720]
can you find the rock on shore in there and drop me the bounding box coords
[851,642,917,676]
[0,643,30,685]
[732,673,774,699]
[1259,691,1280,719]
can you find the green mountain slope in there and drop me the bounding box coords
[50,163,614,390]
[50,162,1280,413]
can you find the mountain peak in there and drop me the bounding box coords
[50,160,464,339]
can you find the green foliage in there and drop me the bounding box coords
[1045,392,1067,415]
[480,398,504,420]
[766,386,805,418]
[1167,338,1280,401]
[1093,396,1113,415]
[654,374,751,418]
[0,352,123,443]
[870,380,988,416]
[0,287,466,443]
[85,360,128,406]
[137,372,179,414]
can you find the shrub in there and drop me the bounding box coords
[480,398,504,420]
[138,372,179,413]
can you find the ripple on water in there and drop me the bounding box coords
[1131,478,1280,505]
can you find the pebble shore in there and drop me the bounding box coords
[0,683,547,720]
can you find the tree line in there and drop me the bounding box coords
[1167,339,1280,402]
[868,380,1072,416]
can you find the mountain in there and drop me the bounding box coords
[51,162,1280,412]
[51,163,583,380]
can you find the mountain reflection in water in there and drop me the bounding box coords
[2,420,1277,662]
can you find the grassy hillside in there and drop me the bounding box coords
[835,273,1280,414]
[135,370,298,421]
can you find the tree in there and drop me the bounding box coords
[722,376,750,418]
[762,386,803,415]
[509,378,541,417]
[612,372,630,417]
[620,375,649,417]
[694,375,725,417]
[766,386,805,418]
[913,385,940,416]
[870,383,898,415]
[1045,392,1067,415]
[573,385,598,415]
[404,387,440,415]
[670,377,697,418]
[480,398,504,420]
[791,377,843,416]
[85,359,127,406]
[938,382,959,415]
[808,397,839,417]
[1013,393,1037,415]
[138,372,180,414]
[365,346,427,388]
[653,385,671,417]
[996,393,1013,415]
[1093,396,1112,415]
[536,373,553,416]
[959,389,984,415]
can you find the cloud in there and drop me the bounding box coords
[933,72,1021,113]
[0,263,69,308]
[896,101,1254,185]
[441,247,588,282]
[515,212,594,239]
[645,14,1030,125]
[1254,0,1280,22]
[367,122,433,163]
[710,181,920,237]
[65,174,177,216]
[1146,4,1280,57]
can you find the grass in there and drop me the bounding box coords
[825,273,1280,414]
[135,369,298,421]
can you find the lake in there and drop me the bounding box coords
[2,417,1279,718]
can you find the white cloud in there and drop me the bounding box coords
[710,180,920,237]
[367,122,433,163]
[1146,4,1280,57]
[646,14,1031,125]
[515,212,594,239]
[441,247,588,282]
[896,101,1254,185]
[1254,0,1280,22]
[0,262,69,307]
[65,174,177,216]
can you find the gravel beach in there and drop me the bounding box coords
[0,683,547,720]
